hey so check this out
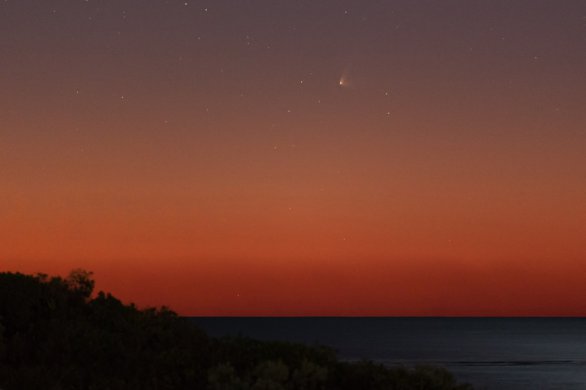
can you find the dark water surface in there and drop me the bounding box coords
[191,317,586,390]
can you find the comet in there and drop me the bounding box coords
[338,65,352,88]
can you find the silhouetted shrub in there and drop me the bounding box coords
[291,359,328,390]
[208,362,247,390]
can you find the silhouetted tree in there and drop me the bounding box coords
[66,269,95,299]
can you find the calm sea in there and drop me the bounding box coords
[191,317,586,390]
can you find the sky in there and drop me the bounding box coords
[1,0,585,316]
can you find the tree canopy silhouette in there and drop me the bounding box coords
[0,271,473,390]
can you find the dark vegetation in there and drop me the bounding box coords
[0,270,473,390]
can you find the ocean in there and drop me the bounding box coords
[191,317,586,390]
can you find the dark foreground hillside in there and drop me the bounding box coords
[0,271,473,390]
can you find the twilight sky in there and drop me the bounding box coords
[1,0,585,315]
